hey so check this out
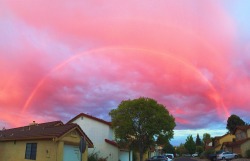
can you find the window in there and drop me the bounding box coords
[25,143,37,160]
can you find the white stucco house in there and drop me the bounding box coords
[67,113,133,161]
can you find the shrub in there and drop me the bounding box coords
[196,146,204,155]
[88,150,107,161]
[246,149,250,158]
[133,151,138,161]
[200,149,215,159]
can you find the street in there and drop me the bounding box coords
[174,157,197,161]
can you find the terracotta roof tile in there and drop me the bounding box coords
[105,139,131,151]
[234,125,250,134]
[0,121,94,148]
[105,139,118,147]
[0,121,72,140]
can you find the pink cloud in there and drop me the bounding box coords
[0,0,249,138]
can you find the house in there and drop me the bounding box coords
[67,113,133,161]
[0,121,93,161]
[222,125,250,157]
[213,133,235,151]
[204,139,213,150]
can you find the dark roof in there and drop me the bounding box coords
[233,125,250,134]
[104,139,130,151]
[222,138,250,147]
[105,139,118,147]
[0,121,93,147]
[67,113,111,126]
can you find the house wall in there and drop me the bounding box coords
[235,130,247,141]
[61,129,88,161]
[247,129,250,138]
[104,142,119,161]
[241,140,250,157]
[215,134,235,151]
[119,150,132,161]
[232,146,241,155]
[0,129,89,161]
[0,139,58,161]
[72,116,119,161]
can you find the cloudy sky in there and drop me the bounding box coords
[1,0,250,145]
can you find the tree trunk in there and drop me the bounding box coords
[139,142,144,161]
[139,150,143,161]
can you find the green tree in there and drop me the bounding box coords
[196,146,204,155]
[195,134,202,146]
[162,141,175,154]
[184,135,196,154]
[175,143,187,156]
[202,133,211,145]
[109,97,176,161]
[227,114,246,133]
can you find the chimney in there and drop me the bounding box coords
[29,121,38,126]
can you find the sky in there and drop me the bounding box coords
[1,0,250,145]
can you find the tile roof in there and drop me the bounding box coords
[0,121,93,147]
[105,139,118,147]
[234,125,250,134]
[67,113,111,126]
[222,138,250,147]
[104,139,130,151]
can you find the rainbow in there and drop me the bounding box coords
[21,47,230,119]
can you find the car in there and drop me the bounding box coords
[164,153,174,161]
[192,152,198,157]
[216,151,238,161]
[147,155,168,161]
[209,150,224,161]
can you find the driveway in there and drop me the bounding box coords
[174,157,197,161]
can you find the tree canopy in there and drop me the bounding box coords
[226,114,246,133]
[202,133,211,145]
[162,141,175,154]
[195,134,202,146]
[109,97,176,161]
[184,135,196,154]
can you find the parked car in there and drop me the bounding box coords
[164,153,174,161]
[192,152,198,157]
[216,151,238,161]
[147,155,168,161]
[208,150,224,161]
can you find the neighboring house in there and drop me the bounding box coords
[222,125,250,157]
[67,113,133,161]
[204,139,213,150]
[0,121,93,161]
[213,133,235,151]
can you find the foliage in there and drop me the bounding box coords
[195,146,204,155]
[184,135,196,154]
[156,132,173,145]
[202,133,211,145]
[246,149,250,158]
[88,150,107,161]
[227,114,246,133]
[195,134,202,146]
[162,141,175,154]
[200,148,215,159]
[109,97,176,161]
[175,143,187,156]
[132,151,138,161]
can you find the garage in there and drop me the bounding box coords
[63,144,81,161]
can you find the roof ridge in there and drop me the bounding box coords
[67,113,111,126]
